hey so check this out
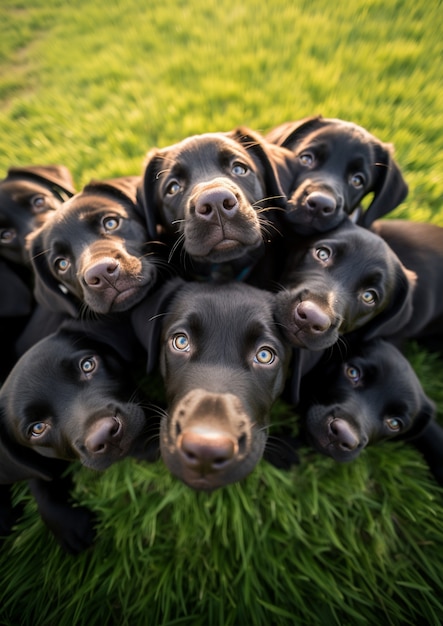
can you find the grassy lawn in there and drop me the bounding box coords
[0,0,443,624]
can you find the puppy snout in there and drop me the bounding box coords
[295,300,331,333]
[329,418,359,451]
[194,187,239,221]
[84,258,120,288]
[179,429,236,473]
[84,417,122,454]
[305,191,336,216]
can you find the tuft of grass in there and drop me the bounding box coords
[0,0,443,624]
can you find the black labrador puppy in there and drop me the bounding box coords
[139,127,293,280]
[297,338,439,472]
[131,278,292,491]
[266,116,408,233]
[371,219,443,349]
[0,320,159,553]
[27,176,164,316]
[0,164,75,266]
[274,218,416,351]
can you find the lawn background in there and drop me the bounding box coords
[0,0,443,624]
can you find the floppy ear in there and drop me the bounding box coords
[358,142,408,227]
[404,419,443,486]
[265,116,324,147]
[228,126,288,209]
[82,176,142,210]
[287,348,325,407]
[0,409,55,483]
[131,277,186,373]
[397,395,436,442]
[7,165,76,200]
[353,266,417,341]
[0,261,33,316]
[28,229,80,317]
[140,149,166,240]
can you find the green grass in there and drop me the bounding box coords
[1,0,443,623]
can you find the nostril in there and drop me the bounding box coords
[222,196,237,211]
[198,203,212,217]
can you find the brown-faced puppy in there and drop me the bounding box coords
[274,218,416,351]
[139,127,291,280]
[371,219,443,349]
[0,320,158,553]
[131,278,292,491]
[266,116,408,233]
[0,165,75,266]
[298,339,436,461]
[28,176,164,316]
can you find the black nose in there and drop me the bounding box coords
[84,417,122,454]
[295,300,331,333]
[194,187,239,221]
[329,418,359,451]
[305,191,337,217]
[84,258,120,288]
[179,430,236,473]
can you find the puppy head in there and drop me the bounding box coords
[140,128,286,264]
[157,281,291,490]
[300,339,435,462]
[266,117,408,233]
[275,220,416,350]
[0,327,151,474]
[0,165,75,266]
[27,176,160,316]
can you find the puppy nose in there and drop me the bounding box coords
[194,187,239,221]
[295,300,331,333]
[305,191,336,216]
[85,417,122,454]
[329,418,359,451]
[179,430,236,473]
[84,258,120,288]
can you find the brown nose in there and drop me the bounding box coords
[84,417,122,454]
[295,300,331,333]
[84,258,120,288]
[329,418,360,451]
[194,187,239,221]
[179,430,236,473]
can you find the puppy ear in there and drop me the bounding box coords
[404,418,443,486]
[287,348,325,407]
[131,277,186,373]
[265,116,324,147]
[356,266,416,340]
[0,261,33,316]
[6,165,76,200]
[82,176,141,210]
[139,149,166,240]
[0,408,55,482]
[358,143,408,227]
[397,395,436,442]
[27,229,80,317]
[228,126,288,209]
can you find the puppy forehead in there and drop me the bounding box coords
[299,124,374,158]
[162,133,252,173]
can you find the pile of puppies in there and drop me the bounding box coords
[1,116,442,554]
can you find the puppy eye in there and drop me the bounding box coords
[172,333,190,352]
[232,162,248,176]
[345,365,361,383]
[254,347,276,364]
[299,152,314,166]
[29,422,49,438]
[166,181,181,196]
[361,289,377,305]
[103,216,120,231]
[0,228,16,244]
[315,246,331,262]
[385,417,402,432]
[349,173,365,188]
[31,195,47,212]
[80,356,97,374]
[55,257,70,272]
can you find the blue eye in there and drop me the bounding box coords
[172,333,190,352]
[315,247,331,262]
[345,365,361,383]
[254,347,275,364]
[103,216,120,231]
[385,417,402,432]
[55,257,70,272]
[232,162,248,176]
[361,290,377,305]
[80,357,97,374]
[30,422,48,438]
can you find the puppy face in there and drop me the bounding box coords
[300,339,435,462]
[143,131,279,264]
[158,282,291,490]
[28,188,158,315]
[0,330,150,472]
[275,221,414,350]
